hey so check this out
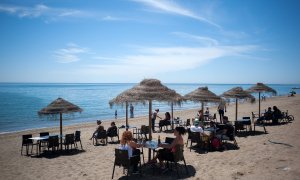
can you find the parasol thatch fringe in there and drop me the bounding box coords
[38,97,82,115]
[247,82,277,95]
[109,79,183,107]
[184,86,221,103]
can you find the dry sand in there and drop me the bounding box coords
[0,95,300,180]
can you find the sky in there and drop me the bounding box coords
[0,0,299,84]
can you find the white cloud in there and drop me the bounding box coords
[0,4,92,21]
[172,32,219,46]
[54,43,89,63]
[101,15,124,21]
[132,0,221,28]
[81,45,258,77]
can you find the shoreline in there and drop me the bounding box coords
[0,94,292,136]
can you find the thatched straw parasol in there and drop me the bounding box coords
[221,87,255,121]
[184,86,221,114]
[247,83,277,118]
[38,97,82,150]
[109,79,183,138]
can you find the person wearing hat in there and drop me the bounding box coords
[151,108,162,132]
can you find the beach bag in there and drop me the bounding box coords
[211,137,221,150]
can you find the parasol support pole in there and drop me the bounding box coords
[235,98,238,121]
[258,92,261,118]
[125,101,128,131]
[171,102,174,130]
[148,100,152,162]
[60,112,63,150]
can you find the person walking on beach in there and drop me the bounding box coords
[218,100,226,123]
[115,110,117,119]
[130,104,134,118]
[151,109,162,132]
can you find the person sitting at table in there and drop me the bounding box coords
[119,131,143,173]
[159,112,171,132]
[90,120,105,140]
[148,127,186,171]
[190,119,205,134]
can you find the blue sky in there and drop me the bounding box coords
[0,0,299,84]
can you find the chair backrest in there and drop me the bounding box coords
[114,149,130,167]
[107,126,118,137]
[75,131,81,141]
[48,135,59,148]
[22,134,33,145]
[65,133,75,144]
[40,132,49,137]
[96,130,107,139]
[140,125,150,134]
[173,144,184,162]
[165,137,175,144]
[187,128,192,140]
[190,132,201,143]
[186,119,191,126]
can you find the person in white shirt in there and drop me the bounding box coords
[190,119,204,133]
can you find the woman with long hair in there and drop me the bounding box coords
[149,126,186,170]
[119,131,143,172]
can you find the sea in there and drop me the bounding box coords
[0,83,298,134]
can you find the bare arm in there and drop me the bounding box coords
[129,141,143,149]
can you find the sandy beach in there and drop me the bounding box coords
[0,95,299,180]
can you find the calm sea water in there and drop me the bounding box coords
[0,83,298,133]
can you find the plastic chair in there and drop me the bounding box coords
[107,127,119,143]
[21,134,37,156]
[39,132,49,152]
[64,133,75,150]
[111,149,142,179]
[166,145,188,178]
[74,131,83,150]
[93,130,108,145]
[48,135,59,151]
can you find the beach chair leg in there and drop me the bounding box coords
[175,162,180,178]
[112,163,116,179]
[80,141,83,150]
[183,157,188,175]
